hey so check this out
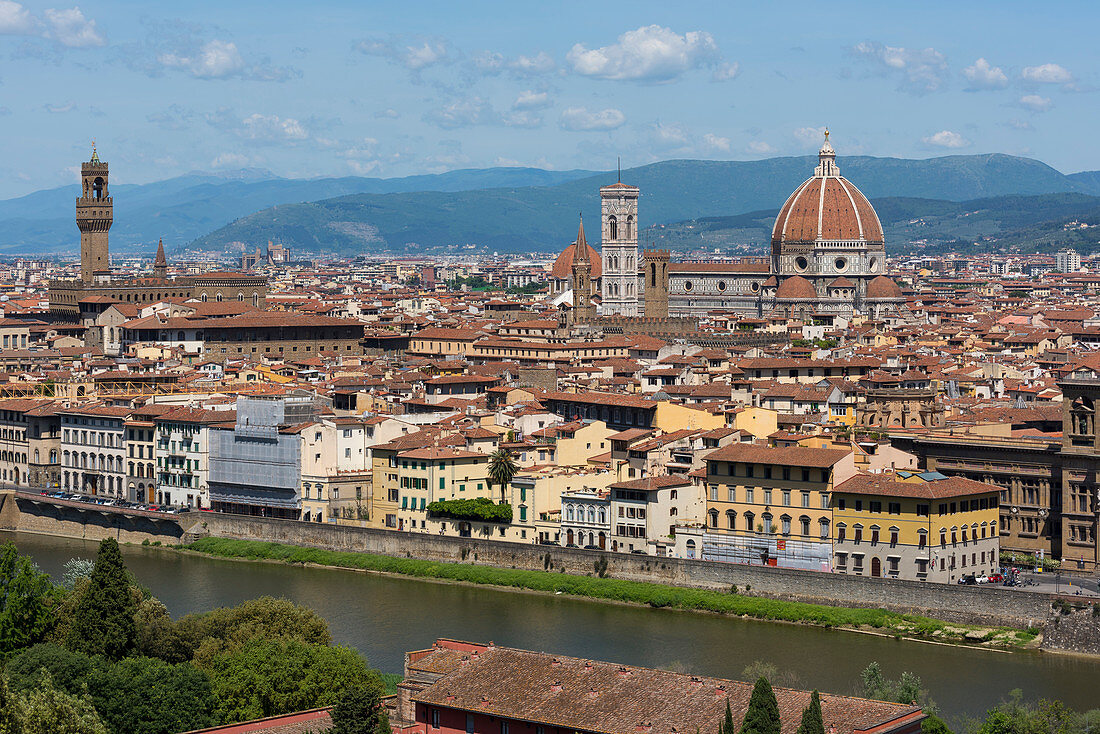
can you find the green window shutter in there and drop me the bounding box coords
[439,477,445,490]
[401,497,407,509]
[420,498,426,510]
[520,507,527,522]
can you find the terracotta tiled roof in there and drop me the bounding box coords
[704,443,850,468]
[409,642,923,734]
[772,175,884,245]
[834,472,999,500]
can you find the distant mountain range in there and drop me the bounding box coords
[0,166,596,256]
[651,193,1100,255]
[2,153,1100,257]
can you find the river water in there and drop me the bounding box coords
[6,531,1099,726]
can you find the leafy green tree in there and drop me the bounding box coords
[329,684,392,734]
[5,644,94,695]
[5,671,106,734]
[739,677,781,734]
[860,662,935,713]
[796,691,825,734]
[921,714,954,734]
[0,542,61,655]
[133,598,189,664]
[204,638,376,724]
[487,448,519,504]
[86,656,216,734]
[176,596,332,666]
[65,538,136,660]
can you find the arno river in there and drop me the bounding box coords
[7,531,1100,727]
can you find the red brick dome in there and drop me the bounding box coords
[551,219,602,280]
[866,275,903,299]
[771,134,883,247]
[776,275,817,300]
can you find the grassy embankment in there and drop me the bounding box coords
[183,537,1038,649]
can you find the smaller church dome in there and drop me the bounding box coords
[776,275,817,300]
[551,235,602,279]
[866,275,903,299]
[828,276,855,289]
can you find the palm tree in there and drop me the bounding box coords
[487,448,519,504]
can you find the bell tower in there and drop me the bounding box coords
[599,175,640,316]
[571,216,595,322]
[76,144,112,283]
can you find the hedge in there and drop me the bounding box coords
[427,498,512,523]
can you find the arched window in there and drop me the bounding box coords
[745,511,755,531]
[726,510,735,530]
[252,292,259,307]
[238,293,245,302]
[201,293,208,302]
[836,522,846,542]
[625,214,633,240]
[216,292,223,302]
[587,507,595,523]
[650,263,657,287]
[708,509,718,528]
[918,528,928,548]
[800,516,810,536]
[819,517,830,538]
[177,331,185,341]
[566,505,574,521]
[608,215,618,241]
[598,508,606,524]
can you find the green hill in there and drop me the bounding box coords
[650,193,1100,255]
[190,154,1100,255]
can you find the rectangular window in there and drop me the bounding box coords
[782,490,791,506]
[466,714,474,734]
[802,491,810,508]
[432,710,440,728]
[745,488,754,504]
[837,498,846,511]
[869,501,882,513]
[916,504,929,517]
[764,489,772,505]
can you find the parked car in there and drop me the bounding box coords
[975,574,990,584]
[958,574,977,585]
[988,573,1004,583]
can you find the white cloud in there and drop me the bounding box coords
[747,141,775,155]
[702,133,731,152]
[208,110,309,143]
[43,101,75,113]
[559,106,625,131]
[501,110,543,128]
[852,41,947,94]
[1018,94,1053,112]
[160,39,244,79]
[567,25,726,83]
[472,51,503,74]
[963,58,1008,90]
[512,90,551,110]
[44,6,104,48]
[423,97,494,129]
[651,122,689,147]
[1021,63,1072,84]
[356,35,451,72]
[793,126,828,147]
[510,51,554,75]
[0,1,36,34]
[922,130,970,148]
[712,61,740,81]
[374,108,399,119]
[210,152,252,169]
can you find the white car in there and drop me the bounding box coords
[974,574,990,584]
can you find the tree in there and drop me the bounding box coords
[176,596,332,666]
[329,684,392,734]
[60,559,94,591]
[86,656,216,734]
[65,538,136,660]
[795,691,825,734]
[720,699,736,734]
[133,597,190,663]
[204,638,377,724]
[4,671,106,734]
[739,677,781,734]
[5,643,94,695]
[487,448,519,504]
[0,542,61,656]
[859,662,935,713]
[921,714,953,734]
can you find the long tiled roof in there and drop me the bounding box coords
[409,642,923,734]
[703,444,851,468]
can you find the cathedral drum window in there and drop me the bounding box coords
[750,281,761,293]
[717,280,727,292]
[683,280,693,291]
[834,257,848,272]
[794,256,809,272]
[869,256,878,272]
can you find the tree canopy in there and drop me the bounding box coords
[739,677,781,734]
[329,684,393,734]
[795,691,825,734]
[64,538,136,660]
[0,542,61,655]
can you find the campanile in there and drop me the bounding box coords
[76,144,112,283]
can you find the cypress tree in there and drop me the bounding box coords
[65,537,136,660]
[722,699,735,734]
[796,690,825,734]
[739,677,781,734]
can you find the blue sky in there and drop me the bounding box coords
[0,0,1097,198]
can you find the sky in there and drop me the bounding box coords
[0,0,1097,198]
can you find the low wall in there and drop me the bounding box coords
[1,491,196,546]
[192,513,1052,630]
[1041,601,1100,654]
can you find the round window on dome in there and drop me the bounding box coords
[795,256,808,271]
[717,280,727,292]
[835,257,847,271]
[683,280,693,291]
[750,281,761,293]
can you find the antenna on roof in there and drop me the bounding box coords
[617,156,621,183]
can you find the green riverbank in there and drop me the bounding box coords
[179,537,1038,650]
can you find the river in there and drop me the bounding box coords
[6,531,1099,727]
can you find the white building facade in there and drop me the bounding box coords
[600,181,640,316]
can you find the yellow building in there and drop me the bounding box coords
[694,445,855,569]
[831,470,1000,583]
[392,446,491,532]
[729,406,779,441]
[654,401,725,432]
